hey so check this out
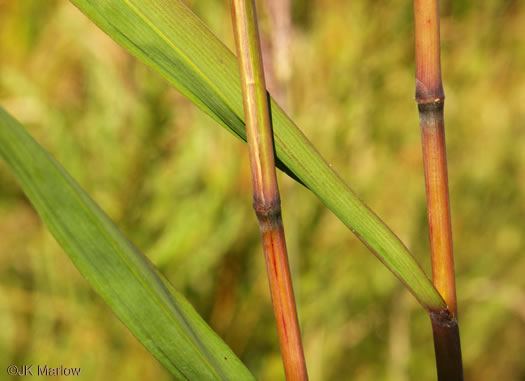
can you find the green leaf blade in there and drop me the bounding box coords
[0,106,255,381]
[70,0,446,311]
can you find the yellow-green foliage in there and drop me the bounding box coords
[0,0,524,380]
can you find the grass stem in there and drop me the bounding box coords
[413,1,463,379]
[230,0,308,379]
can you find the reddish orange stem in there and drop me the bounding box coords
[230,0,308,379]
[258,209,308,381]
[419,103,457,315]
[414,1,463,379]
[414,0,444,103]
[414,0,457,316]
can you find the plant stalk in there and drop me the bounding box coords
[230,0,308,380]
[430,310,463,381]
[413,0,463,379]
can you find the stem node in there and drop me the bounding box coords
[231,0,308,379]
[413,0,463,378]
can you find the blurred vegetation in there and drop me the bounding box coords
[1,0,524,380]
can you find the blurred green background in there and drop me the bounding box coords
[1,0,524,380]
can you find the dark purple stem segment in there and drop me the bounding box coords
[430,311,464,381]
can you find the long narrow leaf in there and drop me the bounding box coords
[0,106,255,381]
[70,0,446,311]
